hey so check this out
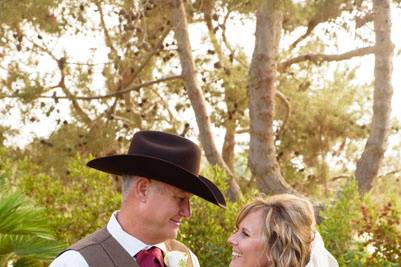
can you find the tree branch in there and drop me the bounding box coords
[275,90,291,140]
[220,11,248,68]
[57,58,92,125]
[6,75,182,101]
[288,23,318,50]
[331,169,401,182]
[110,114,137,126]
[330,175,350,182]
[377,169,401,179]
[288,0,353,50]
[279,46,375,72]
[149,90,178,129]
[131,27,171,79]
[28,38,59,62]
[356,12,374,28]
[95,1,116,53]
[26,37,92,124]
[204,10,226,65]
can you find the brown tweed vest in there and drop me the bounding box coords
[63,227,195,267]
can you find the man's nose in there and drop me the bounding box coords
[179,198,191,218]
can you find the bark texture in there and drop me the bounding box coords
[247,1,294,194]
[355,0,394,195]
[169,0,242,199]
[204,9,236,172]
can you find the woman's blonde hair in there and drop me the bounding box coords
[236,194,316,267]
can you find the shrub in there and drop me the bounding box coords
[319,179,401,266]
[318,179,362,266]
[16,154,121,244]
[345,198,401,266]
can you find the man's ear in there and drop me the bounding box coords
[134,177,152,202]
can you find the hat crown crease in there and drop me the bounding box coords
[129,131,201,176]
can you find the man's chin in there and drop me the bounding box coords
[165,226,179,239]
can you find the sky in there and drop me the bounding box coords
[1,5,401,149]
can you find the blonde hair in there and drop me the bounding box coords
[236,194,316,267]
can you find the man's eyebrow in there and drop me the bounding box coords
[173,188,191,194]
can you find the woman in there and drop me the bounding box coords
[228,194,338,267]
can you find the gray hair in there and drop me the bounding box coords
[121,175,166,199]
[122,175,139,199]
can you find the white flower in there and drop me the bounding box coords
[164,251,188,267]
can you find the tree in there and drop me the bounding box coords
[355,0,394,195]
[168,0,242,199]
[247,0,295,194]
[0,0,396,198]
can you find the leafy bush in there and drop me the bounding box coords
[319,179,401,266]
[16,154,121,244]
[319,179,362,265]
[344,199,401,266]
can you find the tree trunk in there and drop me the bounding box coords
[355,0,394,195]
[222,124,236,171]
[204,9,237,172]
[168,0,242,199]
[248,0,294,194]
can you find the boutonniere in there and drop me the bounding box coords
[164,250,188,267]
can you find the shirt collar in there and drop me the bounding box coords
[106,211,167,257]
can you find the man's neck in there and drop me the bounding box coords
[116,210,164,245]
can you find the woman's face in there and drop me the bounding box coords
[228,209,268,267]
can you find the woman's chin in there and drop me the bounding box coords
[229,258,241,267]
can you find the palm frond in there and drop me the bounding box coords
[0,255,46,267]
[0,234,64,260]
[13,257,44,267]
[0,192,55,238]
[0,185,66,265]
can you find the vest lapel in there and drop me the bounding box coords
[100,229,140,267]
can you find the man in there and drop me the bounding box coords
[50,130,226,267]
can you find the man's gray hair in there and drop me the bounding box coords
[122,175,139,199]
[121,175,166,199]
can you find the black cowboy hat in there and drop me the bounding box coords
[87,130,226,208]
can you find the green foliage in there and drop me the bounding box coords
[319,179,401,266]
[0,0,59,32]
[277,67,369,194]
[17,154,121,244]
[178,166,257,267]
[344,198,401,266]
[0,175,65,267]
[319,179,361,265]
[28,123,120,175]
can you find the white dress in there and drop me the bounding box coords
[306,232,339,267]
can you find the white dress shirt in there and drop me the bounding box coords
[49,212,200,267]
[306,231,339,267]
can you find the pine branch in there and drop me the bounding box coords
[279,46,375,72]
[4,75,182,101]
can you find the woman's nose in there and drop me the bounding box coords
[228,232,238,245]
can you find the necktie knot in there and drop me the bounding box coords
[135,247,165,267]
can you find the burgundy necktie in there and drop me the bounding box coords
[135,246,165,267]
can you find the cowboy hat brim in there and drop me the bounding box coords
[87,154,226,208]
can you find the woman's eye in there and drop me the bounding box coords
[241,230,250,237]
